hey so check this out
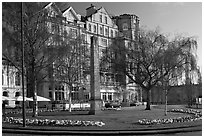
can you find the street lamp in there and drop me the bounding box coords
[21,2,26,127]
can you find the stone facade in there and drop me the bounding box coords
[2,2,141,108]
[2,60,26,108]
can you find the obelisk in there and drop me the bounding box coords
[89,36,101,115]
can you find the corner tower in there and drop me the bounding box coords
[114,14,139,41]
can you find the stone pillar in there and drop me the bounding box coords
[89,36,101,115]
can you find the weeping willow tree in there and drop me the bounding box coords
[158,35,197,115]
[102,28,198,110]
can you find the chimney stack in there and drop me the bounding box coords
[86,4,96,16]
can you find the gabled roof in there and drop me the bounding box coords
[43,2,62,15]
[62,6,80,21]
[86,6,114,20]
[97,6,114,20]
[85,5,117,27]
[61,6,71,13]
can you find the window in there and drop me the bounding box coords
[102,93,107,101]
[3,91,9,105]
[70,28,77,38]
[71,86,79,91]
[10,75,14,86]
[84,94,89,100]
[128,42,131,49]
[15,92,20,97]
[49,92,52,98]
[55,92,64,101]
[3,91,8,97]
[2,74,4,85]
[15,101,20,105]
[101,38,107,46]
[15,72,21,86]
[100,15,102,23]
[111,30,113,37]
[89,24,91,32]
[81,34,86,43]
[105,28,108,36]
[54,84,65,101]
[105,16,107,24]
[60,86,64,91]
[122,23,128,30]
[115,31,118,37]
[71,92,79,100]
[100,26,103,35]
[15,92,21,105]
[55,85,64,91]
[108,93,113,101]
[51,23,55,33]
[94,25,96,33]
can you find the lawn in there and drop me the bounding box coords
[2,105,202,130]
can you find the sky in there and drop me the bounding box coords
[63,2,202,70]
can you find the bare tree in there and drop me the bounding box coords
[2,2,64,116]
[53,34,89,112]
[102,28,198,110]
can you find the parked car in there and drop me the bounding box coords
[130,102,141,106]
[105,101,121,108]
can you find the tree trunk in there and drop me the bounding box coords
[164,89,168,116]
[68,88,72,112]
[32,80,38,117]
[145,89,151,110]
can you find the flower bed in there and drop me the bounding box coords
[3,117,105,127]
[4,108,90,115]
[138,109,202,125]
[102,107,121,111]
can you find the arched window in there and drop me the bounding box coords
[15,72,21,86]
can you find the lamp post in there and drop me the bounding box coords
[21,2,26,127]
